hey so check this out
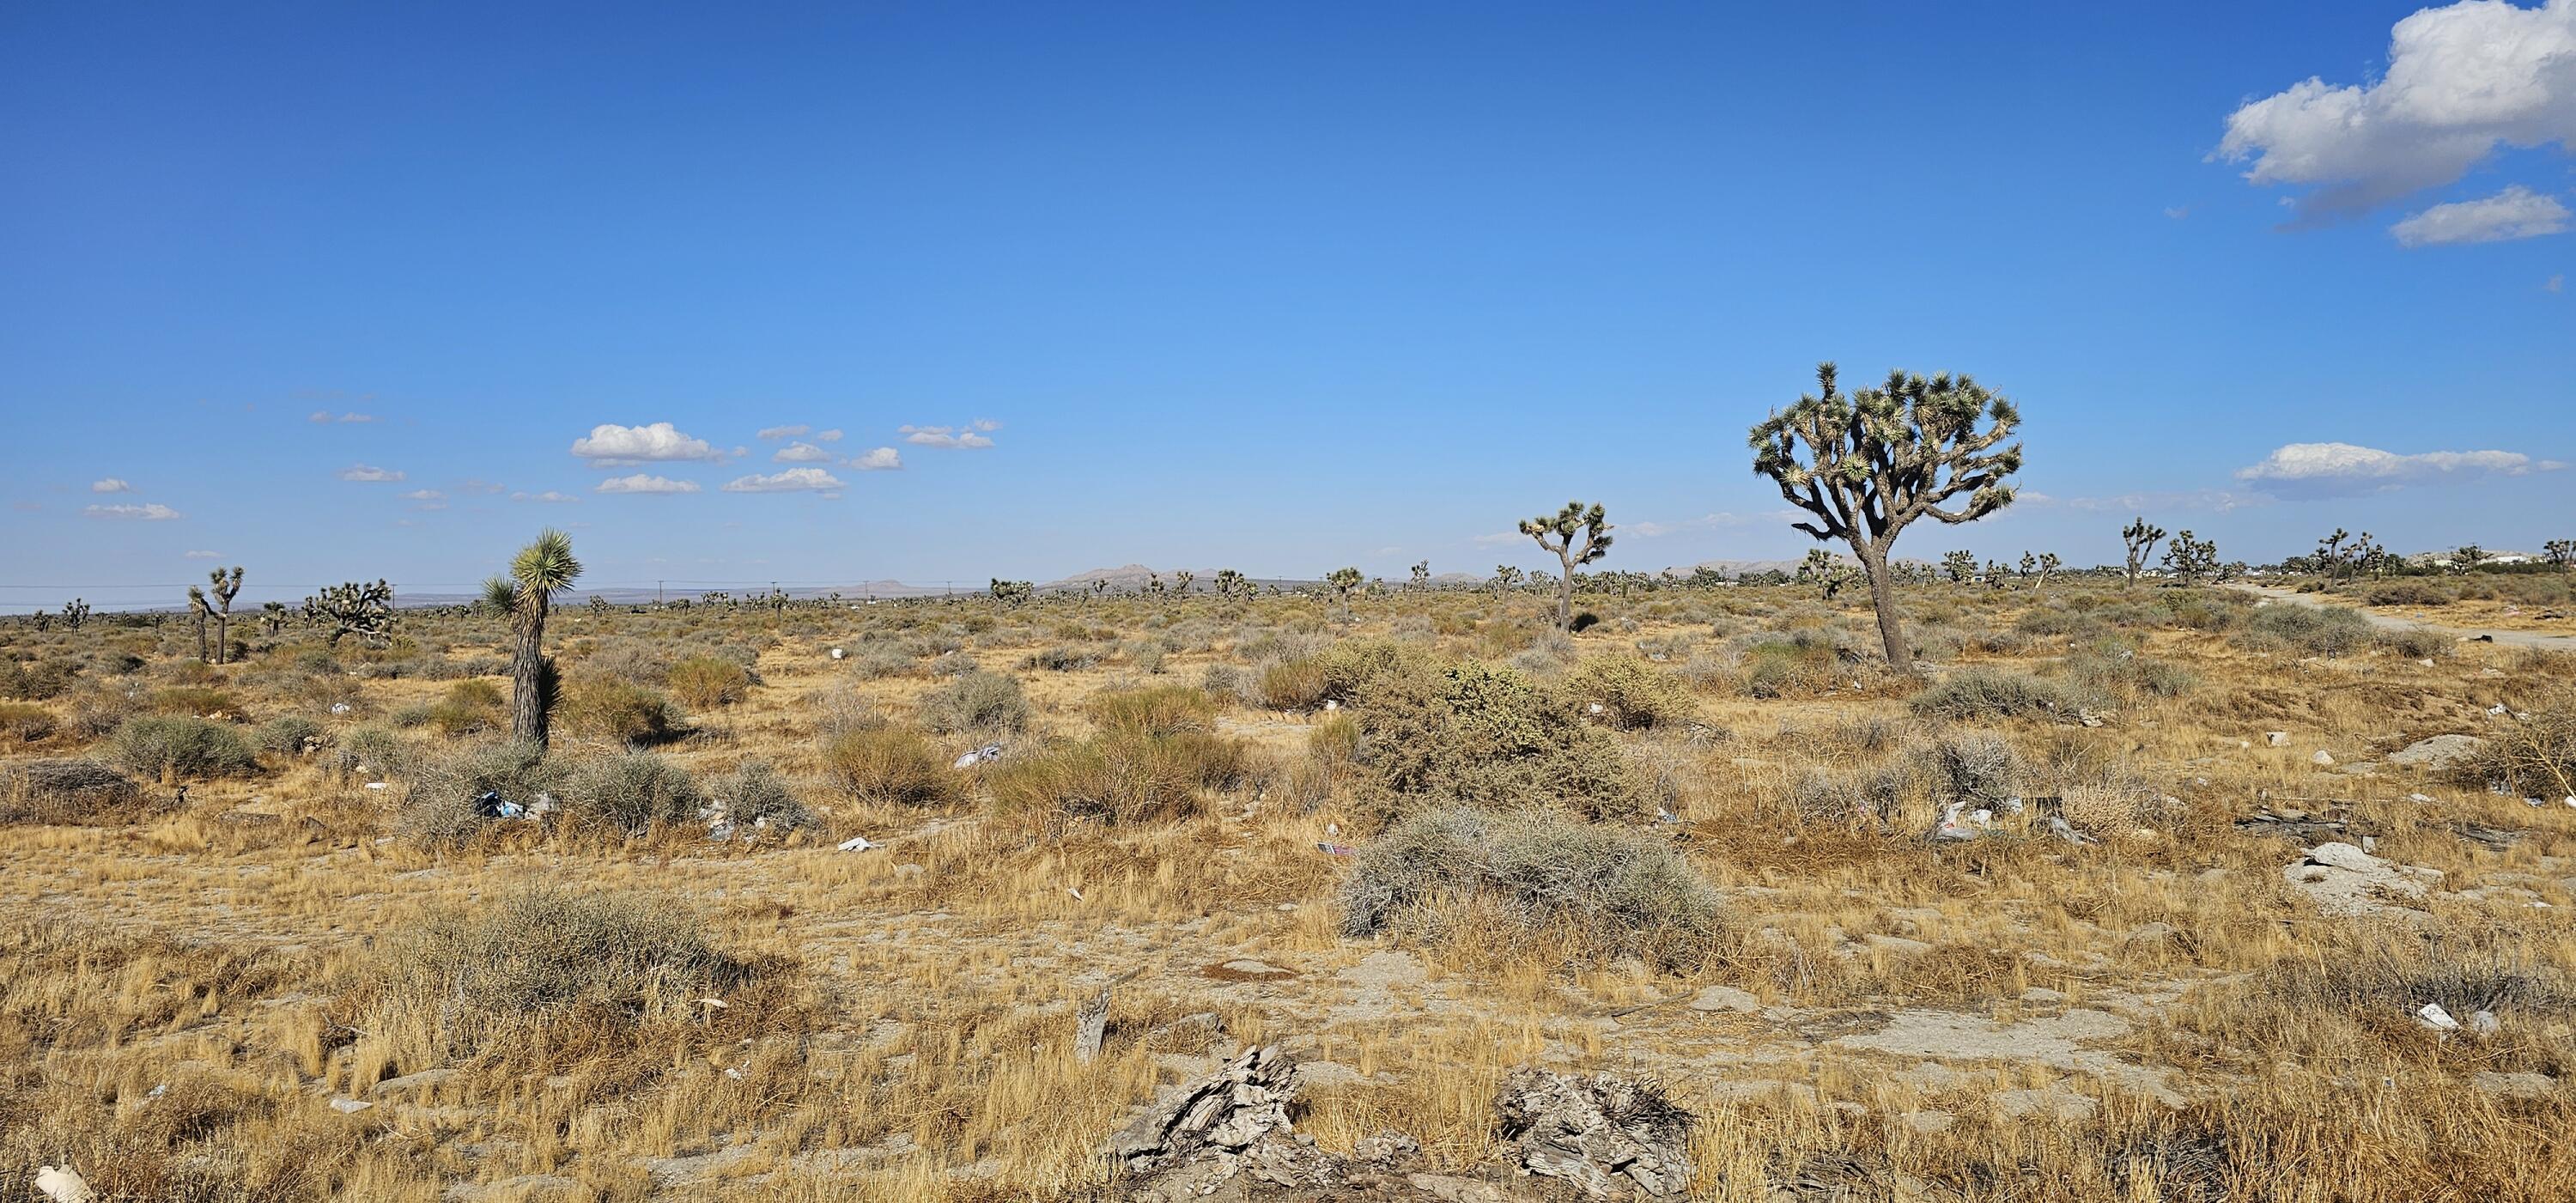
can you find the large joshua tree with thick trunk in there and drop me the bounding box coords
[1519,501,1613,631]
[1751,362,2021,672]
[487,529,581,749]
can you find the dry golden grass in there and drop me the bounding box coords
[1,580,2572,1200]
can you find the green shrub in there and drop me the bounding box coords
[105,715,258,780]
[822,727,962,807]
[399,740,562,846]
[1087,684,1218,738]
[918,671,1030,734]
[256,714,326,756]
[0,657,77,701]
[1339,805,1721,969]
[714,760,817,832]
[1910,668,2081,721]
[1022,645,1102,672]
[426,678,506,736]
[668,655,753,711]
[1256,658,1330,711]
[987,728,1249,828]
[2379,627,2453,659]
[2366,580,2450,608]
[0,702,57,744]
[1737,636,1838,699]
[564,751,706,835]
[1564,656,1694,729]
[148,686,245,718]
[2238,604,2373,657]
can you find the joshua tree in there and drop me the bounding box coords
[1211,569,1249,601]
[1518,501,1613,631]
[2545,539,2573,570]
[1796,548,1855,600]
[61,598,88,629]
[483,529,582,750]
[2315,529,2351,581]
[989,579,1034,605]
[2454,544,2488,573]
[302,580,395,647]
[2120,518,2166,588]
[1753,363,2020,671]
[204,567,243,664]
[2021,551,2062,592]
[1983,559,2011,589]
[1940,550,1978,585]
[1410,560,1431,591]
[1171,569,1196,597]
[1491,564,1522,597]
[259,600,288,635]
[185,585,212,663]
[2162,531,2217,585]
[1327,567,1363,617]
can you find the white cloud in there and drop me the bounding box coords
[721,467,843,493]
[773,441,833,463]
[2163,205,2190,220]
[1625,511,1798,537]
[2217,0,2576,224]
[337,464,406,483]
[2049,488,2269,514]
[2235,440,2566,495]
[185,550,222,558]
[512,489,580,503]
[755,424,810,440]
[309,410,376,423]
[2551,273,2568,291]
[570,422,721,464]
[90,477,131,493]
[901,423,997,449]
[401,489,444,501]
[458,478,505,495]
[2391,185,2571,246]
[85,502,182,520]
[816,428,843,442]
[851,447,902,471]
[595,474,702,495]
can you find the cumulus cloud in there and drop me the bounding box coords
[337,464,406,483]
[901,421,998,448]
[2216,0,2576,224]
[2235,440,2566,495]
[2391,185,2571,246]
[512,490,580,503]
[570,422,722,464]
[721,467,843,493]
[773,441,833,463]
[85,502,182,520]
[401,489,444,501]
[816,428,843,442]
[595,474,701,495]
[755,424,811,440]
[851,447,902,471]
[308,410,377,423]
[90,477,131,493]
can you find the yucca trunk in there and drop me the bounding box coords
[511,589,550,747]
[1855,542,1914,671]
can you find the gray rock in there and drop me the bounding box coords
[1687,985,1761,1013]
[2390,734,2483,771]
[1496,1068,1695,1200]
[1106,1045,1298,1177]
[2472,1071,2555,1099]
[2311,750,2336,767]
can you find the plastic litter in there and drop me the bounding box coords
[1316,841,1358,856]
[2470,1010,2500,1036]
[2415,1003,2460,1032]
[952,743,1003,770]
[829,647,847,659]
[836,835,878,852]
[1066,887,1084,902]
[328,702,352,715]
[35,1164,93,1203]
[329,1097,374,1114]
[2046,816,2099,847]
[1323,699,1340,711]
[1930,802,1978,842]
[363,781,387,791]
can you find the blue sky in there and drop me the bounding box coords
[3,2,2571,611]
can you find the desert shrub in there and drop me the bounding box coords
[2378,627,2453,659]
[373,889,750,1060]
[560,675,684,745]
[1339,805,1722,969]
[1736,635,1839,699]
[426,677,506,736]
[668,655,753,711]
[580,641,670,685]
[1315,638,1440,702]
[2062,643,2196,702]
[1256,658,1330,711]
[918,671,1030,734]
[1564,656,1694,729]
[1350,659,1644,823]
[1023,645,1103,672]
[148,686,244,719]
[2366,580,2450,608]
[255,714,325,756]
[822,727,962,807]
[2057,781,2156,833]
[563,751,706,835]
[925,650,981,677]
[104,715,258,780]
[1509,631,1578,676]
[2458,689,2575,801]
[987,726,1249,829]
[713,760,817,832]
[0,701,57,744]
[841,643,915,680]
[0,657,77,701]
[1929,731,2021,805]
[2013,606,2100,638]
[0,759,163,825]
[334,725,410,780]
[400,740,562,846]
[1911,668,2081,721]
[1087,684,1218,737]
[2238,604,2373,656]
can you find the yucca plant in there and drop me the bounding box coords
[487,530,581,749]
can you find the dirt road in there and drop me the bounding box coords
[2233,584,2576,652]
